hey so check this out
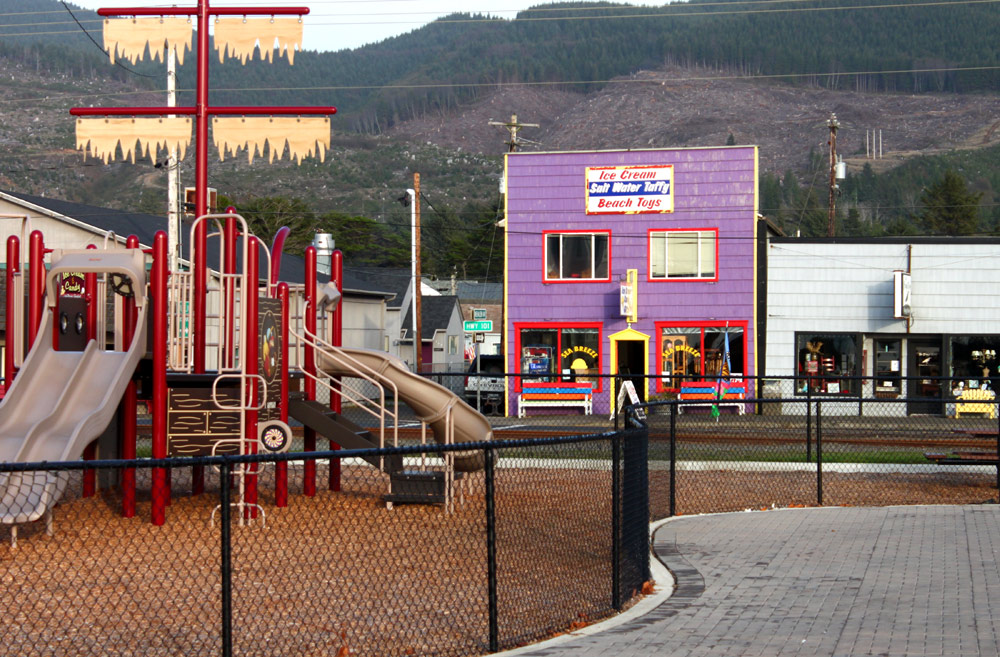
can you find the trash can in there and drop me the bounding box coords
[761,379,781,415]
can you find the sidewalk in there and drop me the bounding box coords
[502,505,1000,656]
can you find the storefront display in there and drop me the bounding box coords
[515,324,601,390]
[656,323,745,391]
[795,333,860,395]
[949,336,1000,394]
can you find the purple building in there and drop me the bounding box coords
[503,146,761,416]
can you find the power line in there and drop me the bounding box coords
[5,63,1000,106]
[58,1,157,78]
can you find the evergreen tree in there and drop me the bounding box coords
[726,133,736,145]
[916,170,983,235]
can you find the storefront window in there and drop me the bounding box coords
[949,336,1000,395]
[516,324,601,390]
[795,333,860,395]
[657,324,745,390]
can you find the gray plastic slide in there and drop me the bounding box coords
[0,249,148,526]
[315,347,492,472]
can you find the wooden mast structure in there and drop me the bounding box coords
[69,0,336,524]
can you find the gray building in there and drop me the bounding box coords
[765,237,1000,416]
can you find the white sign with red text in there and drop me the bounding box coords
[586,165,674,215]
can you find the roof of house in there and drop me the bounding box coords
[345,267,413,308]
[400,294,460,341]
[425,279,502,303]
[0,190,393,298]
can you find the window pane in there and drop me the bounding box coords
[560,328,599,386]
[660,327,702,385]
[650,232,666,278]
[700,232,715,277]
[520,329,557,380]
[704,328,744,376]
[950,336,1000,393]
[667,232,698,277]
[593,235,609,279]
[795,333,859,395]
[562,234,593,278]
[545,235,560,279]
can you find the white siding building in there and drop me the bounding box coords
[765,237,1000,415]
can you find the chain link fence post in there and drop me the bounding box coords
[612,431,622,610]
[669,402,677,518]
[816,401,824,506]
[219,459,233,657]
[484,446,498,653]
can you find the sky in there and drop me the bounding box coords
[68,1,664,53]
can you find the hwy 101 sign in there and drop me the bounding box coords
[464,320,493,332]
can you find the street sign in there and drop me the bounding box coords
[475,332,485,343]
[464,320,493,332]
[473,308,487,320]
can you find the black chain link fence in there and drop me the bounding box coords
[0,429,648,657]
[446,372,999,520]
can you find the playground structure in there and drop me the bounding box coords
[0,210,493,545]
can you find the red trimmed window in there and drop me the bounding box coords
[514,322,603,392]
[648,228,718,281]
[543,231,611,282]
[655,321,746,392]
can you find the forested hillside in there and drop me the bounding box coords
[1,0,999,274]
[3,0,1000,132]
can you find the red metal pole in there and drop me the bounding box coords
[328,249,343,492]
[151,232,169,525]
[27,231,44,350]
[224,209,238,370]
[276,282,290,507]
[270,226,290,295]
[81,244,99,498]
[85,245,98,343]
[4,236,18,394]
[245,236,259,519]
[191,0,210,374]
[303,246,317,497]
[120,236,140,516]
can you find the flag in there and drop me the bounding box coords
[711,329,731,419]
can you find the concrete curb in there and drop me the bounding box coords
[492,516,677,656]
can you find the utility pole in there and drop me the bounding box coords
[827,113,840,237]
[414,172,423,375]
[489,113,539,152]
[488,114,537,380]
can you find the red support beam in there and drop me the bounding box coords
[303,246,317,497]
[71,106,335,116]
[245,237,259,519]
[120,236,140,516]
[27,231,44,350]
[151,232,169,525]
[4,236,18,394]
[97,6,309,16]
[276,282,290,507]
[81,244,100,499]
[328,249,343,491]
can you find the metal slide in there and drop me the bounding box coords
[314,347,492,472]
[0,249,148,527]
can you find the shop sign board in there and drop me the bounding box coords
[585,165,673,214]
[464,320,492,332]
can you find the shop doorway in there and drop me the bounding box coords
[907,338,944,415]
[617,340,647,403]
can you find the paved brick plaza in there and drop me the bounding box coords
[504,505,1000,657]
